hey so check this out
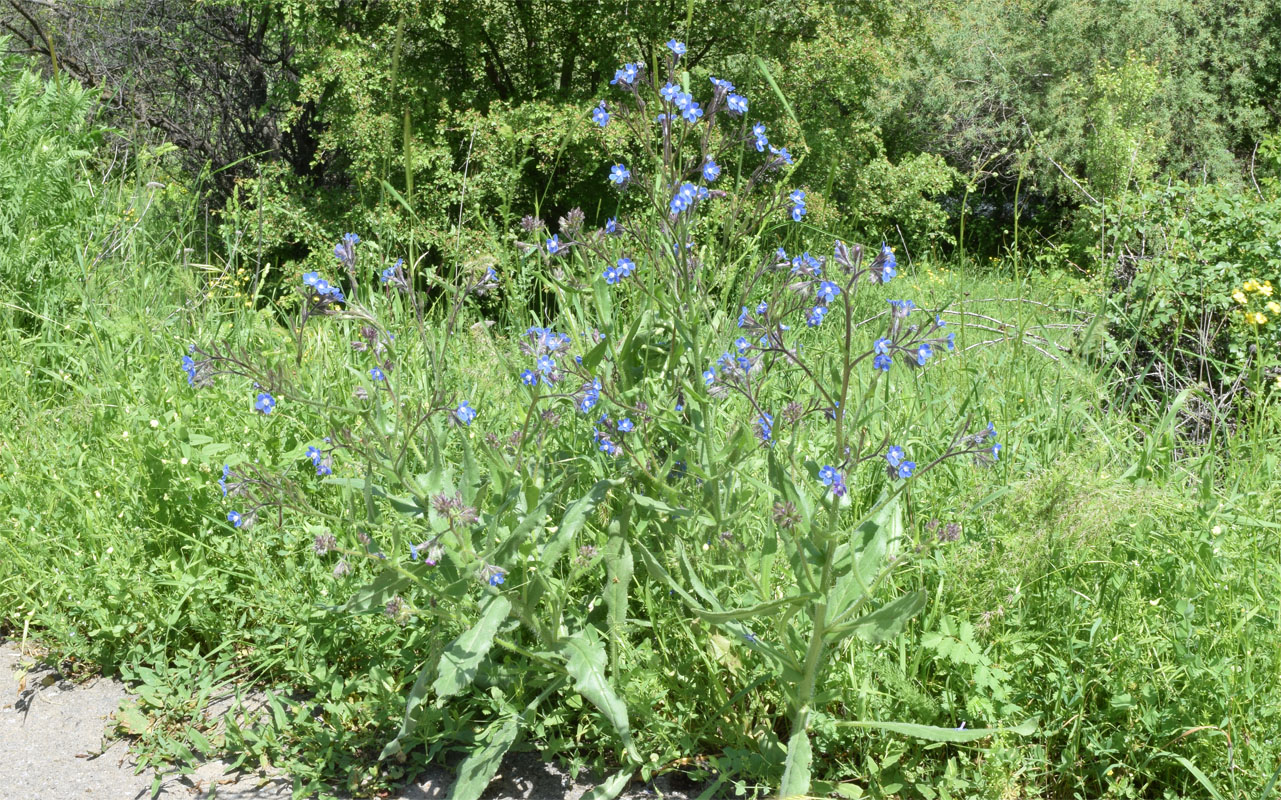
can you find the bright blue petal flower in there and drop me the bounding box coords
[886,445,904,467]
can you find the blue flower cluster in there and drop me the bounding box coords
[610,62,640,86]
[789,189,807,222]
[518,326,572,386]
[577,378,602,414]
[603,257,635,285]
[454,400,477,426]
[818,465,847,497]
[306,445,333,477]
[670,182,710,215]
[875,244,898,283]
[181,354,198,386]
[886,445,916,479]
[753,122,768,152]
[333,232,359,268]
[303,270,346,303]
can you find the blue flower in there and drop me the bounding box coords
[666,39,686,57]
[660,82,681,102]
[255,392,276,414]
[873,338,892,354]
[610,63,639,86]
[916,343,933,366]
[888,299,916,317]
[603,266,620,285]
[806,305,828,327]
[735,337,750,351]
[617,417,634,433]
[334,233,359,266]
[991,443,1002,461]
[370,367,386,381]
[592,102,609,127]
[410,543,419,561]
[756,413,774,444]
[605,217,618,234]
[873,353,892,371]
[879,244,898,282]
[227,510,243,528]
[726,93,748,115]
[818,465,838,486]
[616,257,634,277]
[756,301,768,315]
[790,189,806,205]
[315,461,332,477]
[546,234,563,255]
[536,354,555,374]
[816,281,840,304]
[314,279,330,295]
[886,445,905,467]
[455,400,477,425]
[609,164,631,186]
[703,368,716,386]
[488,571,506,586]
[520,369,538,386]
[897,461,916,479]
[831,473,848,497]
[219,464,230,496]
[703,158,720,182]
[181,355,197,385]
[307,446,322,464]
[772,146,794,165]
[752,122,768,152]
[710,76,736,93]
[789,189,807,222]
[303,271,320,287]
[680,100,704,123]
[946,332,956,351]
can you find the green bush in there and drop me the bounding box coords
[1095,181,1281,414]
[0,57,105,323]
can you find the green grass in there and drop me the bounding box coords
[2,68,1281,800]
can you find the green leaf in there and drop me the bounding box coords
[379,660,433,760]
[542,479,620,568]
[447,717,520,800]
[833,717,1037,743]
[559,626,640,763]
[778,726,812,800]
[604,509,633,673]
[755,56,799,130]
[338,568,414,616]
[582,766,635,800]
[434,594,512,702]
[830,591,926,645]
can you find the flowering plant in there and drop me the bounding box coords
[180,39,1018,798]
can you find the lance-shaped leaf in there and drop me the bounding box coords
[434,594,511,702]
[447,717,520,800]
[541,478,620,568]
[559,626,641,763]
[379,662,432,760]
[777,726,812,800]
[832,717,1038,743]
[338,567,414,616]
[827,590,926,645]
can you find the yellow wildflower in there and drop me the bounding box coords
[1232,290,1248,304]
[1261,282,1274,297]
[1268,301,1281,314]
[1244,279,1259,292]
[1248,312,1269,325]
